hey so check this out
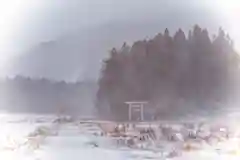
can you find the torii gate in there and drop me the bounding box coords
[125,101,148,121]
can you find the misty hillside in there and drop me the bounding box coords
[9,16,219,82]
[97,25,240,120]
[0,77,97,116]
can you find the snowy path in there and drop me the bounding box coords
[30,123,130,160]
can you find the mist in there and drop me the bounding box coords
[3,0,235,81]
[0,0,239,116]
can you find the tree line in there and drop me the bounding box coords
[0,76,97,115]
[97,25,240,120]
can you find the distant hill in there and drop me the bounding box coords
[9,17,219,82]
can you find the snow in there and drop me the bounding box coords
[0,113,240,159]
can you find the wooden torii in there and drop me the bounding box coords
[125,101,148,121]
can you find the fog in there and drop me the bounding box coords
[0,0,238,115]
[0,0,238,81]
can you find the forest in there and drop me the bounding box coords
[97,25,240,120]
[0,76,97,115]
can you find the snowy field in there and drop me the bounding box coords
[1,113,240,160]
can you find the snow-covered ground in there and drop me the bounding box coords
[1,113,240,160]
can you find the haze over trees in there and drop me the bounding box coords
[97,25,240,120]
[0,76,97,116]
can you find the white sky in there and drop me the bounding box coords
[0,0,239,79]
[0,0,45,73]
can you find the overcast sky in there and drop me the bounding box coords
[0,0,239,81]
